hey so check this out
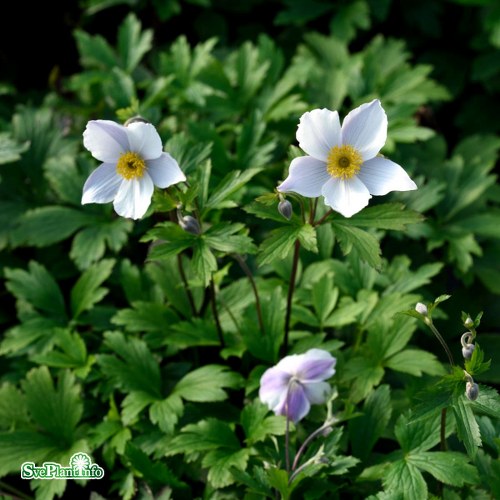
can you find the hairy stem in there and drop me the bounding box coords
[291,422,331,472]
[426,319,455,367]
[283,240,301,355]
[233,254,265,334]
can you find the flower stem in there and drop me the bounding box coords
[233,254,265,334]
[210,279,225,348]
[177,254,197,315]
[291,422,331,472]
[282,240,301,355]
[425,318,455,367]
[313,209,333,227]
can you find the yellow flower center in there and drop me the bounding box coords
[116,151,146,180]
[326,144,363,180]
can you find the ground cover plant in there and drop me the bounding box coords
[1,0,499,498]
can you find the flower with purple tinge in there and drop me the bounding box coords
[82,120,186,219]
[277,99,417,218]
[259,349,336,423]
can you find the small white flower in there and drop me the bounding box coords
[278,100,417,218]
[82,120,186,219]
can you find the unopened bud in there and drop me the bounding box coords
[178,215,201,234]
[465,381,479,401]
[124,116,150,126]
[464,316,474,329]
[415,302,428,316]
[462,343,475,360]
[278,199,293,220]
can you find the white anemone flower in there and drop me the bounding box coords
[278,100,417,218]
[82,119,186,219]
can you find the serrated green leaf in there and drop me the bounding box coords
[383,460,427,500]
[5,261,66,320]
[257,225,301,266]
[203,448,250,488]
[343,356,385,403]
[332,223,382,268]
[125,443,186,488]
[385,349,445,377]
[0,132,29,164]
[191,238,217,287]
[408,451,479,486]
[470,385,500,419]
[112,301,179,333]
[297,223,318,252]
[165,418,240,456]
[452,395,482,458]
[118,13,153,72]
[98,331,161,398]
[70,259,114,319]
[174,365,242,402]
[204,222,257,254]
[0,384,29,431]
[121,391,156,426]
[149,394,184,434]
[23,367,82,447]
[74,29,117,69]
[241,399,286,445]
[350,385,391,459]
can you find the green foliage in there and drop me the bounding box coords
[1,2,499,499]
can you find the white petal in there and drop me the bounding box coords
[321,176,372,218]
[113,174,154,220]
[341,100,387,161]
[296,349,336,382]
[296,109,342,161]
[125,122,163,160]
[147,153,186,188]
[302,381,332,405]
[83,120,129,162]
[82,162,122,204]
[358,157,418,195]
[277,156,330,197]
[259,367,290,411]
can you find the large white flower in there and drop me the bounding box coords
[278,100,417,218]
[82,119,186,219]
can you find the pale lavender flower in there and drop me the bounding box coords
[82,120,185,219]
[259,349,336,423]
[278,100,417,218]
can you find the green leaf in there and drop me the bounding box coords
[0,132,29,164]
[174,365,242,402]
[408,451,479,486]
[240,399,286,444]
[332,222,382,268]
[23,367,82,447]
[452,395,482,458]
[74,29,117,69]
[470,385,500,419]
[204,222,257,254]
[383,460,427,500]
[70,219,132,269]
[257,226,301,266]
[165,418,240,456]
[12,206,93,247]
[145,222,196,260]
[98,331,162,398]
[343,356,385,403]
[121,391,156,426]
[203,448,250,488]
[267,468,292,499]
[0,383,29,430]
[125,443,185,488]
[190,238,216,287]
[5,261,66,320]
[385,349,445,377]
[312,275,338,325]
[70,259,115,319]
[149,394,184,434]
[117,13,153,72]
[395,411,443,453]
[349,385,392,460]
[204,169,260,211]
[112,301,179,334]
[297,223,318,253]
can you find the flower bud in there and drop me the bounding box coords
[178,215,201,234]
[124,116,150,126]
[462,343,475,360]
[278,199,293,220]
[464,316,474,329]
[415,302,428,316]
[465,381,479,401]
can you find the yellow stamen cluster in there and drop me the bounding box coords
[326,144,363,180]
[116,151,146,180]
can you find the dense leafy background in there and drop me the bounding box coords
[1,0,499,498]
